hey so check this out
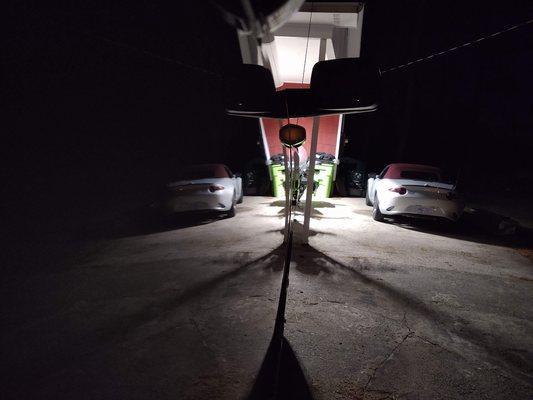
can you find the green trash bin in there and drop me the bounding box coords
[313,163,334,199]
[270,162,335,199]
[271,164,286,197]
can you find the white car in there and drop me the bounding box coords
[366,163,463,222]
[160,164,243,217]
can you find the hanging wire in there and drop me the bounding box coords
[271,96,296,399]
[81,30,222,77]
[300,6,314,85]
[380,17,533,74]
[296,5,314,126]
[17,12,222,78]
[284,92,291,126]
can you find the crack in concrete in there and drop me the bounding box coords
[361,312,439,399]
[402,311,532,391]
[402,311,466,357]
[400,311,413,333]
[414,334,453,354]
[189,316,217,360]
[362,328,414,398]
[401,310,462,357]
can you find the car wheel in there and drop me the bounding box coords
[226,205,236,218]
[226,192,237,218]
[365,189,372,206]
[372,194,385,222]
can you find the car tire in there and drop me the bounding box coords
[226,205,236,218]
[372,194,385,222]
[226,192,237,218]
[365,189,372,206]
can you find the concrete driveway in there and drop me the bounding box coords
[2,197,532,399]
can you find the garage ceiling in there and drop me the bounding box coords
[238,2,364,86]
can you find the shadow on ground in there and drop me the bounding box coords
[248,240,532,399]
[268,200,336,209]
[262,200,348,220]
[249,336,313,400]
[291,244,533,383]
[2,246,287,399]
[76,206,232,240]
[388,210,533,251]
[248,235,314,400]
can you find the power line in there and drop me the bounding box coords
[300,5,314,86]
[380,17,533,74]
[16,11,223,78]
[80,31,222,78]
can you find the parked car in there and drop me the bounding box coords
[158,164,243,217]
[366,163,463,222]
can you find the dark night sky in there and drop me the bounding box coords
[3,0,533,206]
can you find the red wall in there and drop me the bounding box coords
[262,115,339,159]
[262,82,340,159]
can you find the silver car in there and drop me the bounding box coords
[160,164,243,217]
[366,163,463,222]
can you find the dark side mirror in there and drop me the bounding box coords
[311,58,379,114]
[225,58,379,118]
[368,172,377,179]
[225,64,276,117]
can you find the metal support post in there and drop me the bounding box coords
[302,116,320,243]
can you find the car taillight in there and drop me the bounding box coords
[389,186,407,195]
[209,184,225,192]
[446,191,457,200]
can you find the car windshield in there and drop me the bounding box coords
[400,170,440,181]
[173,165,230,180]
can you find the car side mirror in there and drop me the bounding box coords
[233,173,242,178]
[368,172,377,179]
[225,64,276,117]
[310,58,379,114]
[225,59,379,118]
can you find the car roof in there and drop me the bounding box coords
[387,163,440,171]
[384,163,442,179]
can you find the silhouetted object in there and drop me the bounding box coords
[248,337,313,400]
[463,207,519,235]
[244,158,271,195]
[248,231,313,400]
[226,59,379,118]
[280,124,306,148]
[226,64,276,117]
[311,58,379,114]
[336,158,367,197]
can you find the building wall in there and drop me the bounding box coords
[261,83,340,160]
